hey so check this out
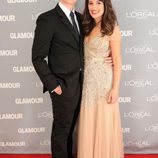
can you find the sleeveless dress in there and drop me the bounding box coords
[77,26,124,158]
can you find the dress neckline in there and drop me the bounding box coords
[84,35,102,45]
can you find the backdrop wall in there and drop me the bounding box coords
[0,0,158,154]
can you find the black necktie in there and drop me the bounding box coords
[70,11,79,42]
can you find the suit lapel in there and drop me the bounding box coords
[55,4,79,44]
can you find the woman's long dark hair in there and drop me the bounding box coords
[82,0,117,36]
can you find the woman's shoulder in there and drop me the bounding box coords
[109,23,121,42]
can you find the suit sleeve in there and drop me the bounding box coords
[32,14,59,92]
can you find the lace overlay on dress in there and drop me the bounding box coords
[81,35,113,107]
[81,25,121,107]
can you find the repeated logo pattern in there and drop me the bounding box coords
[0,0,158,154]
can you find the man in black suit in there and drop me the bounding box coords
[32,1,83,158]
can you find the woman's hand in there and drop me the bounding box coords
[107,88,119,104]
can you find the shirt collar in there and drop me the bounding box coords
[59,2,75,17]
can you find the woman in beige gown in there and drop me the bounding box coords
[77,0,124,158]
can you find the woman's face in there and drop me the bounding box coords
[88,0,104,23]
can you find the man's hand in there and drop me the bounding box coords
[105,56,113,66]
[54,85,62,95]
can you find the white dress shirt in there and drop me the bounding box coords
[58,2,80,32]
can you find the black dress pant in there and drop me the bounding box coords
[50,84,81,158]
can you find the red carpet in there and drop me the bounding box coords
[0,155,158,158]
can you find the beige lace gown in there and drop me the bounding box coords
[77,26,124,158]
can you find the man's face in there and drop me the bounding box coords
[60,0,78,6]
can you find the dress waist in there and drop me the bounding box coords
[85,56,105,63]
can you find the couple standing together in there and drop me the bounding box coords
[32,0,124,158]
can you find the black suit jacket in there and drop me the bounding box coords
[32,4,84,96]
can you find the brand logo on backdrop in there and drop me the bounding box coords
[125,79,154,87]
[15,97,43,104]
[38,111,53,119]
[149,28,158,36]
[0,141,26,147]
[126,10,158,19]
[147,94,158,103]
[121,30,133,37]
[124,111,152,119]
[125,140,150,147]
[122,128,131,133]
[0,82,20,89]
[31,13,40,20]
[119,97,131,103]
[0,50,18,56]
[148,62,158,70]
[7,0,37,3]
[0,15,15,22]
[125,45,155,55]
[122,65,132,71]
[145,124,158,132]
[13,66,35,72]
[10,32,34,39]
[18,127,45,133]
[0,113,23,120]
[40,139,51,146]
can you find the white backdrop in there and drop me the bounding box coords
[0,0,158,154]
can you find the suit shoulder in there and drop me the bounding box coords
[76,11,82,17]
[37,9,56,21]
[75,11,83,21]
